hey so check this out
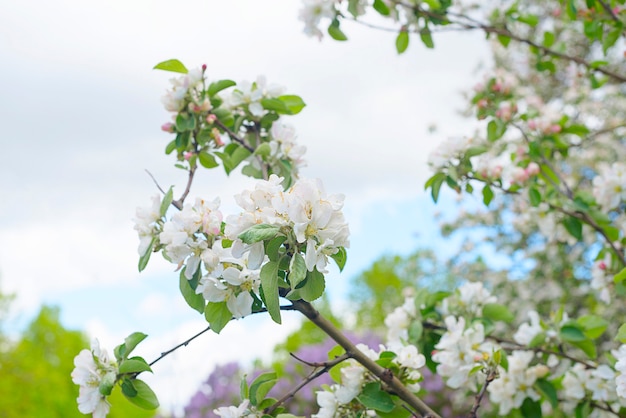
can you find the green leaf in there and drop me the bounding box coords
[138,237,155,272]
[529,332,546,348]
[575,401,592,418]
[560,324,586,342]
[330,247,347,271]
[566,0,577,20]
[482,303,514,323]
[288,253,307,289]
[497,34,511,47]
[160,187,174,217]
[562,217,583,240]
[615,323,626,343]
[239,224,280,244]
[482,184,494,206]
[175,113,196,132]
[571,338,597,359]
[199,151,219,169]
[426,172,446,203]
[180,269,205,314]
[357,382,395,413]
[240,375,250,400]
[260,261,281,324]
[254,143,272,158]
[487,120,498,141]
[260,98,289,114]
[153,59,188,74]
[464,146,488,158]
[123,379,160,410]
[396,30,409,54]
[204,302,231,333]
[542,31,555,48]
[520,398,542,418]
[348,0,360,17]
[373,0,390,15]
[121,378,137,397]
[419,28,434,49]
[118,358,153,374]
[208,79,236,96]
[517,14,539,27]
[299,269,326,302]
[98,371,116,396]
[535,378,558,408]
[265,236,287,262]
[577,315,608,339]
[249,372,277,406]
[529,186,541,207]
[614,267,626,284]
[278,95,306,115]
[328,19,348,41]
[123,332,148,359]
[165,139,176,155]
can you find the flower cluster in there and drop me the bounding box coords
[71,339,118,418]
[593,162,626,211]
[224,75,285,117]
[161,67,208,113]
[134,174,349,319]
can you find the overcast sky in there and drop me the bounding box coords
[0,0,490,413]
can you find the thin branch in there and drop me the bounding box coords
[147,305,297,368]
[467,368,498,418]
[172,165,197,210]
[144,169,167,195]
[213,118,255,153]
[422,321,597,369]
[354,2,626,83]
[550,204,626,266]
[290,299,441,418]
[597,0,622,26]
[264,352,351,415]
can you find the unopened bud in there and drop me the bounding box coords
[206,114,217,124]
[161,122,175,133]
[526,162,540,176]
[202,64,207,72]
[598,260,607,270]
[183,151,193,161]
[212,128,224,147]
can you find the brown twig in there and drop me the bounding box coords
[213,118,255,153]
[144,169,167,195]
[264,352,351,415]
[467,368,498,418]
[291,299,441,418]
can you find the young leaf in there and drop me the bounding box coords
[615,323,626,343]
[153,59,188,74]
[197,151,218,169]
[357,382,395,412]
[535,378,558,408]
[208,79,236,96]
[529,186,541,207]
[482,184,494,206]
[238,224,281,244]
[159,187,174,217]
[419,28,434,49]
[278,95,306,115]
[482,303,514,323]
[204,302,232,333]
[373,0,390,15]
[260,261,281,324]
[614,267,626,284]
[577,315,608,339]
[288,253,307,289]
[396,30,409,54]
[328,19,348,41]
[249,372,277,406]
[123,332,148,359]
[123,379,160,410]
[179,271,205,314]
[299,269,326,302]
[138,237,155,272]
[330,246,347,271]
[559,324,586,342]
[562,217,583,241]
[118,358,153,374]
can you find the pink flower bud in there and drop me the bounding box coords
[161,122,175,133]
[183,151,193,161]
[526,162,540,176]
[598,261,607,270]
[549,124,562,133]
[528,119,538,130]
[206,114,217,124]
[212,128,224,147]
[512,166,529,184]
[477,99,488,109]
[199,98,212,112]
[492,81,502,92]
[202,64,207,72]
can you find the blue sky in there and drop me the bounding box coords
[0,0,491,412]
